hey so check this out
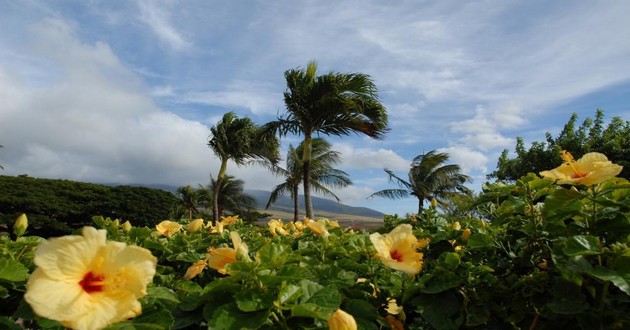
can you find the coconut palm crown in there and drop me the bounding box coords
[263,61,388,218]
[370,150,472,214]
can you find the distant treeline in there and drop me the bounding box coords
[0,175,177,237]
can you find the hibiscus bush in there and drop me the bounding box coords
[1,152,630,329]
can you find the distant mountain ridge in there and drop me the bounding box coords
[246,189,385,219]
[131,183,385,221]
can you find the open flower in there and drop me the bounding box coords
[268,219,289,237]
[540,151,623,185]
[207,231,249,275]
[220,215,239,226]
[304,218,329,237]
[155,220,182,238]
[370,224,429,275]
[184,260,207,280]
[328,309,357,330]
[24,227,156,330]
[188,218,204,233]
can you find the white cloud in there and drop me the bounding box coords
[136,0,191,51]
[334,143,409,171]
[0,18,211,186]
[181,80,283,115]
[437,146,488,175]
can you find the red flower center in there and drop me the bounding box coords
[80,272,105,294]
[390,250,403,262]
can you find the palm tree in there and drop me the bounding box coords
[208,112,279,221]
[201,175,256,219]
[265,138,352,222]
[369,150,472,214]
[263,61,388,218]
[174,185,204,221]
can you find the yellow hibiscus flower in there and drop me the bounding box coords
[304,217,329,237]
[220,215,239,226]
[188,218,205,233]
[369,224,429,275]
[155,220,182,238]
[540,151,623,185]
[184,260,207,280]
[24,227,156,330]
[207,231,249,275]
[268,219,289,237]
[328,309,357,330]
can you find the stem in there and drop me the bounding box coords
[528,313,539,330]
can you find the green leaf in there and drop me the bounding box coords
[546,282,589,315]
[542,189,584,222]
[412,291,463,330]
[206,303,270,330]
[0,259,29,282]
[588,267,630,295]
[466,233,494,249]
[255,243,292,268]
[236,290,272,312]
[289,280,342,320]
[0,316,22,330]
[420,269,461,294]
[278,282,301,305]
[563,235,602,256]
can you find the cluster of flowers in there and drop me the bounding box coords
[18,151,623,329]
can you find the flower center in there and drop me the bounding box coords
[562,151,587,179]
[80,271,105,294]
[390,249,403,261]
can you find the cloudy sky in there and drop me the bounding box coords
[1,1,629,216]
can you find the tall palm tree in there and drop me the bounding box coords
[174,185,204,220]
[265,138,352,222]
[370,150,472,214]
[263,61,388,218]
[208,112,279,221]
[201,175,256,219]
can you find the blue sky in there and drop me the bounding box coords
[1,1,629,216]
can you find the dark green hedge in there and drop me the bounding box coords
[0,175,177,237]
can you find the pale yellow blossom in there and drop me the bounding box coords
[305,218,329,237]
[369,224,429,275]
[24,227,156,330]
[184,260,207,280]
[122,221,132,232]
[268,219,289,237]
[207,231,248,274]
[220,215,239,226]
[155,220,182,238]
[328,309,357,330]
[540,151,623,185]
[188,218,204,233]
[386,298,403,315]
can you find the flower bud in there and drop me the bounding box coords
[430,198,438,209]
[452,221,461,231]
[328,309,357,330]
[461,228,472,242]
[112,219,120,227]
[14,213,28,237]
[122,220,132,232]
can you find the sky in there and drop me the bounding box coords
[1,1,629,216]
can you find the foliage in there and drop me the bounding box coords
[489,109,630,181]
[1,169,630,329]
[0,175,177,237]
[370,150,472,214]
[208,112,280,222]
[263,61,388,219]
[264,138,352,222]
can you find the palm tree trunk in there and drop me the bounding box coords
[292,184,299,222]
[302,135,314,219]
[417,198,424,214]
[213,159,228,222]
